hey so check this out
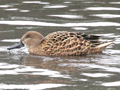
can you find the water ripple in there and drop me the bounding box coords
[102,81,120,86]
[0,5,13,8]
[81,73,114,77]
[71,27,88,30]
[85,7,120,10]
[0,84,66,90]
[0,46,28,54]
[20,10,30,12]
[0,21,120,27]
[1,39,20,42]
[23,1,49,4]
[44,5,68,8]
[110,2,120,4]
[83,2,105,4]
[91,14,120,18]
[4,8,18,11]
[64,2,72,4]
[48,15,84,19]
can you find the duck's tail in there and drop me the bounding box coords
[89,41,114,54]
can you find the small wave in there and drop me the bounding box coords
[83,2,104,4]
[0,84,66,90]
[91,14,120,18]
[0,39,29,54]
[0,5,13,8]
[85,7,120,10]
[8,47,29,55]
[48,15,84,19]
[20,10,30,12]
[0,46,9,52]
[0,63,20,69]
[81,73,114,77]
[0,46,29,55]
[101,81,120,86]
[110,2,120,4]
[0,21,119,27]
[4,8,18,11]
[44,5,68,8]
[1,39,20,42]
[22,1,49,4]
[71,27,88,30]
[63,2,72,3]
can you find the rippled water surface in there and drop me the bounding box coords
[1,0,120,90]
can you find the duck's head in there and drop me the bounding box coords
[7,31,44,50]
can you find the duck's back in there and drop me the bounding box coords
[36,31,100,56]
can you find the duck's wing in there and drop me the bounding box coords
[41,31,112,56]
[41,31,92,56]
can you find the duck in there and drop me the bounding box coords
[7,31,113,56]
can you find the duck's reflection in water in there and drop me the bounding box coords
[19,54,104,84]
[21,55,93,72]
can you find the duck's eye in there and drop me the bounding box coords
[26,35,30,38]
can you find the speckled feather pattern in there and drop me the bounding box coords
[29,31,109,56]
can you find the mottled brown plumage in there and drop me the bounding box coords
[8,31,113,56]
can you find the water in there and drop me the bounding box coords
[0,0,120,90]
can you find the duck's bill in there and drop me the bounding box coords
[7,40,24,50]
